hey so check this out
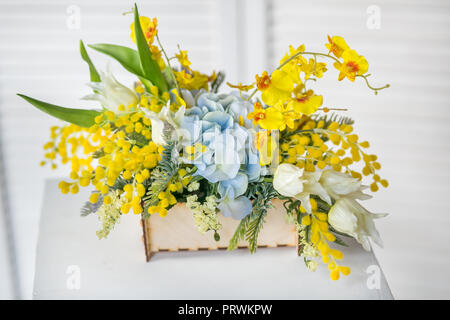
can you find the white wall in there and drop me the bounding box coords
[0,191,13,299]
[0,0,449,299]
[268,0,450,299]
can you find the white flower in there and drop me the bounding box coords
[273,163,305,197]
[142,105,185,145]
[320,170,371,200]
[83,67,138,114]
[273,163,330,213]
[328,198,388,251]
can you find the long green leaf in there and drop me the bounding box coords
[17,94,100,128]
[79,40,101,82]
[133,4,167,93]
[88,43,144,78]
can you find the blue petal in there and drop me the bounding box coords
[198,162,240,183]
[218,196,253,220]
[197,93,224,113]
[218,173,248,199]
[180,116,201,143]
[202,111,233,130]
[246,154,261,182]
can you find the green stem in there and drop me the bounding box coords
[156,34,181,96]
[356,74,390,93]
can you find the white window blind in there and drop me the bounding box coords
[0,0,223,298]
[1,0,450,300]
[268,0,450,299]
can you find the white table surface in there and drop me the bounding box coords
[33,179,393,299]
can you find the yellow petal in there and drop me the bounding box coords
[271,70,294,92]
[259,107,284,130]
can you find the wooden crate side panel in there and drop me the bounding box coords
[142,199,297,259]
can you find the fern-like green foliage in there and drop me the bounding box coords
[211,71,225,93]
[80,192,104,216]
[312,112,354,128]
[228,181,279,253]
[281,112,355,143]
[142,128,179,218]
[127,131,149,147]
[228,215,251,251]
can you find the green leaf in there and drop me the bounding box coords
[333,235,349,247]
[79,40,101,82]
[17,94,100,128]
[133,4,167,93]
[88,43,145,78]
[228,216,251,251]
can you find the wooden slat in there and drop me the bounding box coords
[142,199,297,260]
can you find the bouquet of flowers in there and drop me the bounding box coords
[19,5,390,280]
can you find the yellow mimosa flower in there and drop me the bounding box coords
[325,35,349,58]
[334,49,369,82]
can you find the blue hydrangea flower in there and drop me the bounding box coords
[180,92,261,220]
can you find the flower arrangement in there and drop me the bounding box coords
[18,5,390,281]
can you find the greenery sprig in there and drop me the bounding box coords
[142,127,179,217]
[228,181,279,253]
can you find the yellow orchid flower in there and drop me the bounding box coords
[175,70,209,90]
[175,49,191,69]
[247,102,284,130]
[288,89,323,115]
[334,49,369,82]
[255,131,278,166]
[279,44,306,65]
[325,35,349,58]
[256,70,294,106]
[280,62,302,85]
[130,16,158,46]
[247,102,265,126]
[150,45,165,69]
[313,61,327,78]
[273,101,301,130]
[299,58,316,80]
[170,88,186,110]
[226,82,255,92]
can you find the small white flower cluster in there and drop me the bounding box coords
[186,194,221,234]
[187,180,200,192]
[296,223,319,272]
[96,190,126,239]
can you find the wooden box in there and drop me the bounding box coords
[141,199,297,261]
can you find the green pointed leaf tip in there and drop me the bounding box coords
[79,40,101,82]
[17,94,100,128]
[133,4,168,93]
[88,43,144,78]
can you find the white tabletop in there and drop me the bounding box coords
[33,179,393,299]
